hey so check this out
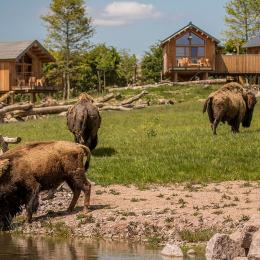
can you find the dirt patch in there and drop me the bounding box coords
[13,181,260,244]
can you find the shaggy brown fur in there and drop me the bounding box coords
[0,141,91,229]
[67,93,101,150]
[203,83,257,134]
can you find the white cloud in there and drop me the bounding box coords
[92,1,161,27]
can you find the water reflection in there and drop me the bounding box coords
[0,234,164,260]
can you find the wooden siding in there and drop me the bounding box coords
[0,62,10,91]
[162,27,217,74]
[215,54,260,74]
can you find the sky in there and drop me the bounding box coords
[0,0,228,56]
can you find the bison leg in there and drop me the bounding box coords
[66,179,81,212]
[231,116,240,133]
[212,118,220,135]
[26,183,41,223]
[87,135,98,151]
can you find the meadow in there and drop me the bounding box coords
[1,84,260,186]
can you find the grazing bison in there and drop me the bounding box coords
[0,141,91,229]
[203,83,257,134]
[67,93,101,151]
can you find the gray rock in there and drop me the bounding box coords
[248,231,260,260]
[161,243,183,257]
[187,249,196,256]
[241,225,259,249]
[206,233,245,260]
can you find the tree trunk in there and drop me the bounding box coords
[66,73,70,100]
[103,70,106,92]
[97,70,102,93]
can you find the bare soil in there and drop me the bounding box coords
[15,181,260,244]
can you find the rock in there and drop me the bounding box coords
[8,117,18,123]
[233,258,248,260]
[158,99,175,105]
[58,111,67,117]
[241,225,259,250]
[187,249,196,256]
[206,233,245,260]
[161,243,183,257]
[248,231,260,260]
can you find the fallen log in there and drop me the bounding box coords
[0,135,21,155]
[120,91,148,105]
[0,103,33,116]
[173,79,227,86]
[100,105,132,111]
[11,105,71,118]
[0,91,14,103]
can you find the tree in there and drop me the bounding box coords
[141,43,163,83]
[117,50,138,86]
[223,0,260,53]
[42,0,93,99]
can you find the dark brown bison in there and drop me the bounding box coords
[67,93,101,151]
[203,83,257,134]
[0,141,91,229]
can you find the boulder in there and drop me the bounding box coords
[206,233,245,260]
[161,243,183,257]
[248,231,260,260]
[241,225,259,250]
[187,249,196,256]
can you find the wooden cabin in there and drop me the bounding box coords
[161,23,260,83]
[244,36,260,54]
[161,22,220,82]
[0,40,56,94]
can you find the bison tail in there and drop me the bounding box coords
[78,145,91,170]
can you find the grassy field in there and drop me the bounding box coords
[1,84,260,186]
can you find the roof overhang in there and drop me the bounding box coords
[161,22,220,46]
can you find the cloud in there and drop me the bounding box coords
[92,1,161,27]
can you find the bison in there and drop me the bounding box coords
[203,82,257,135]
[67,93,101,151]
[0,141,91,229]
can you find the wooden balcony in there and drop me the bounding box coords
[215,54,260,74]
[171,57,213,71]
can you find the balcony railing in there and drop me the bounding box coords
[175,57,211,68]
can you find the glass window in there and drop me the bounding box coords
[176,33,190,45]
[198,47,205,56]
[176,47,186,56]
[191,33,205,45]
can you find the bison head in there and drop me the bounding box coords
[242,92,257,128]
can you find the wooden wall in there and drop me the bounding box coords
[0,62,10,91]
[247,47,260,54]
[215,54,260,74]
[162,27,217,73]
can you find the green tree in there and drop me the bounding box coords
[224,0,260,53]
[117,50,138,86]
[141,43,163,84]
[82,44,120,92]
[42,0,93,99]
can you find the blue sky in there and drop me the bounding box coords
[0,0,228,56]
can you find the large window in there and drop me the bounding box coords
[175,32,205,65]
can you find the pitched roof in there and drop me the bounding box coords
[161,22,220,45]
[244,36,260,48]
[0,40,55,62]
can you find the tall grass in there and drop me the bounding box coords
[1,85,260,186]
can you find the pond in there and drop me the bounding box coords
[0,234,161,260]
[0,234,206,259]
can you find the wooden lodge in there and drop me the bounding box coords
[0,40,57,97]
[161,22,260,83]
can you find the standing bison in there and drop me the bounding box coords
[203,83,257,134]
[0,141,91,229]
[67,93,101,151]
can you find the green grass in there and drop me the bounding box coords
[1,84,260,186]
[179,228,217,242]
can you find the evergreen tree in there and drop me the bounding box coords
[42,0,93,99]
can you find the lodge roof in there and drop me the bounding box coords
[0,40,55,62]
[244,36,260,48]
[161,22,220,45]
